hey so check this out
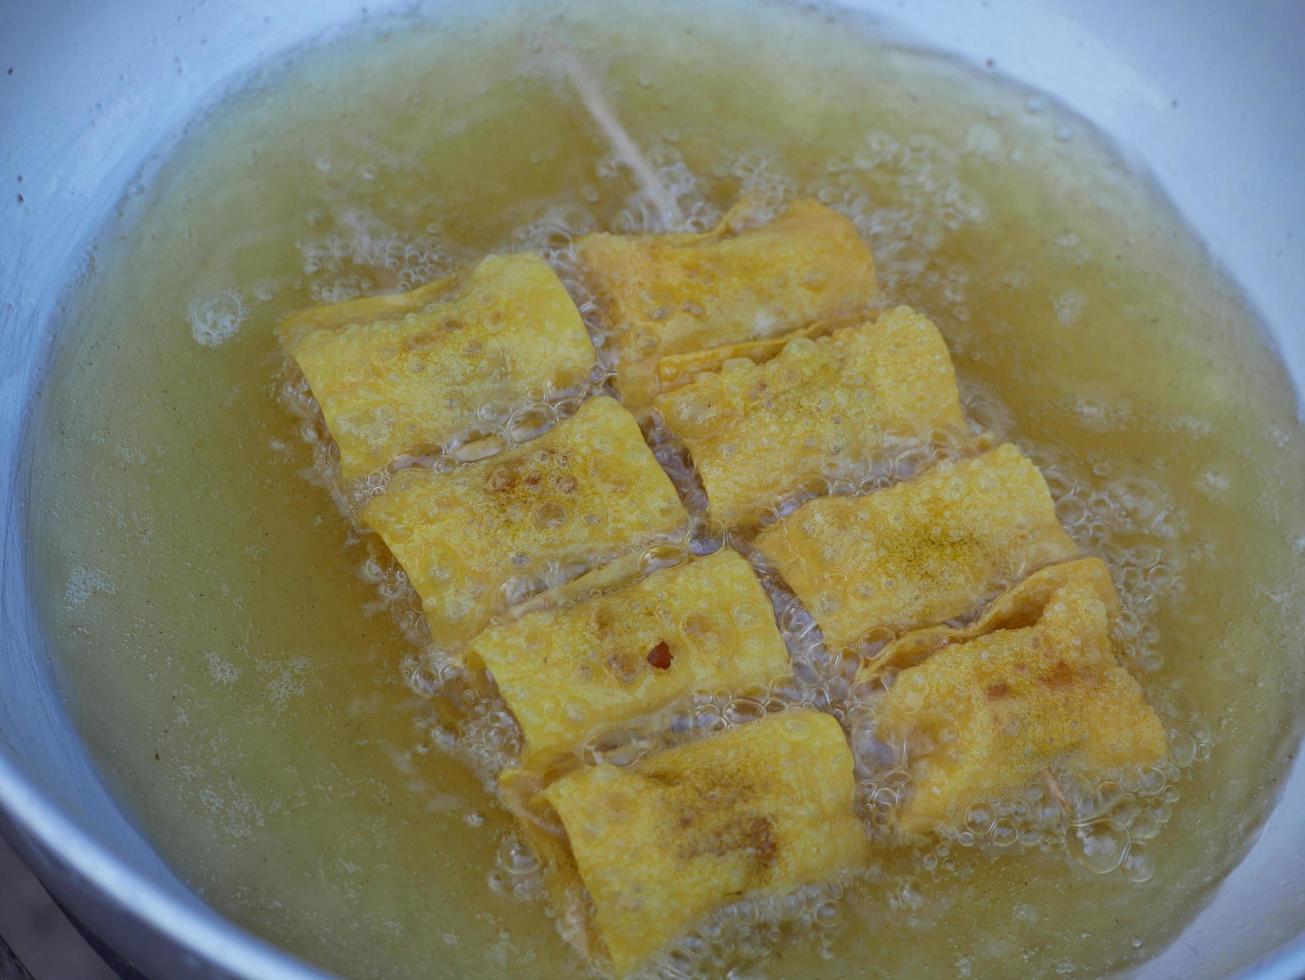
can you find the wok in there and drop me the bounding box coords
[1,1,1302,976]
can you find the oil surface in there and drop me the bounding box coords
[26,1,1305,977]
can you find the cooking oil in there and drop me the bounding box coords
[26,1,1305,977]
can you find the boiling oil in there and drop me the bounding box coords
[26,1,1305,977]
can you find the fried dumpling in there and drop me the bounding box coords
[577,199,876,411]
[506,710,866,976]
[872,557,1167,835]
[754,443,1078,653]
[468,548,788,768]
[655,307,965,529]
[363,396,688,653]
[282,253,597,479]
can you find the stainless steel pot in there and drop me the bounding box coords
[2,1,1302,976]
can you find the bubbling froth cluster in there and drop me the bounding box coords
[1033,449,1188,677]
[807,130,989,306]
[638,875,854,979]
[299,203,453,303]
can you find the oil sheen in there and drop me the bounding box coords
[26,1,1305,977]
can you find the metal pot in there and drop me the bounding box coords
[2,1,1302,976]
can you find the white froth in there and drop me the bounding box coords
[187,289,248,347]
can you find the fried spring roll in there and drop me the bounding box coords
[507,710,866,975]
[364,397,688,653]
[282,253,596,478]
[872,557,1167,835]
[468,548,789,767]
[656,307,965,528]
[577,199,876,411]
[754,443,1078,653]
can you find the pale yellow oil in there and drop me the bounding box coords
[26,1,1305,977]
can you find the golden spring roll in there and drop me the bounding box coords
[754,443,1079,653]
[655,307,966,529]
[510,710,866,975]
[577,199,876,411]
[281,253,597,479]
[468,549,789,767]
[873,557,1167,835]
[363,396,688,653]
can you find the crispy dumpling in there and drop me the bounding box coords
[577,199,876,411]
[655,308,966,529]
[363,396,688,653]
[468,548,789,767]
[281,253,597,479]
[753,443,1079,653]
[507,710,866,976]
[873,558,1167,835]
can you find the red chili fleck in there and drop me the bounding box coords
[647,641,673,670]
